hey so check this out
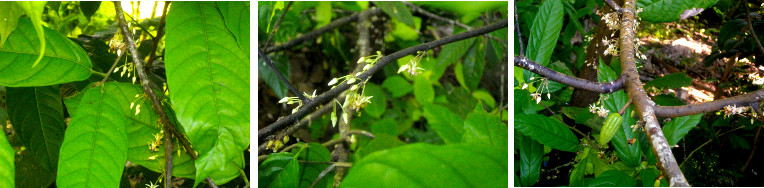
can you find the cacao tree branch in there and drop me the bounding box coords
[514,2,524,55]
[113,2,217,186]
[263,7,383,54]
[653,89,764,117]
[258,49,309,102]
[259,18,508,143]
[618,1,688,186]
[404,2,505,46]
[514,56,625,93]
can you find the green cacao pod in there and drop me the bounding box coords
[599,113,622,146]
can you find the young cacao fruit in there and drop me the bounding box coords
[599,113,623,146]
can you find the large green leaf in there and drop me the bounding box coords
[455,42,486,91]
[0,18,92,87]
[166,2,250,184]
[258,53,290,99]
[423,104,464,144]
[6,86,65,172]
[0,126,13,187]
[637,0,719,23]
[56,82,130,188]
[371,2,415,29]
[644,72,692,91]
[516,133,542,186]
[217,1,250,55]
[363,83,387,118]
[428,38,475,81]
[0,2,22,47]
[522,0,563,83]
[662,113,703,146]
[342,143,507,187]
[611,107,642,167]
[462,105,507,148]
[413,75,434,104]
[260,152,299,188]
[14,1,46,67]
[381,75,412,97]
[15,149,55,188]
[355,134,406,160]
[587,170,636,187]
[295,143,332,188]
[515,114,579,152]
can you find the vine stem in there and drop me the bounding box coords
[113,2,217,187]
[259,18,508,143]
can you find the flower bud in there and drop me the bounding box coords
[328,78,338,86]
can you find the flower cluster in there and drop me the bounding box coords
[108,29,126,56]
[130,94,146,115]
[598,10,620,31]
[723,105,748,118]
[521,77,551,104]
[398,51,427,76]
[588,95,611,118]
[278,90,317,114]
[266,135,290,153]
[749,73,764,85]
[326,52,385,127]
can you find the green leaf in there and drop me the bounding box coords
[342,143,508,187]
[381,75,412,97]
[515,89,537,114]
[258,54,291,99]
[644,72,692,91]
[423,104,464,144]
[488,27,508,60]
[0,125,13,187]
[166,2,250,184]
[588,170,636,186]
[517,133,542,186]
[653,94,685,106]
[522,0,563,83]
[355,134,406,159]
[370,118,398,137]
[389,16,421,41]
[6,86,65,172]
[717,19,746,48]
[428,38,475,81]
[0,2,22,47]
[457,43,485,91]
[79,2,100,20]
[639,167,660,187]
[729,134,751,149]
[363,83,386,118]
[14,1,46,67]
[462,105,507,148]
[569,160,586,186]
[637,0,719,23]
[56,82,130,188]
[217,1,250,55]
[260,152,299,188]
[562,107,603,131]
[295,143,333,188]
[314,2,332,28]
[640,134,658,165]
[662,113,702,146]
[413,75,434,104]
[15,150,55,188]
[515,114,579,152]
[0,18,93,87]
[472,89,496,109]
[611,107,642,167]
[371,1,415,28]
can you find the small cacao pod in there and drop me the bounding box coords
[599,113,622,146]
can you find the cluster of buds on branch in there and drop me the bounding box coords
[327,52,386,127]
[398,51,427,76]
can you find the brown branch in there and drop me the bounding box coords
[113,2,217,186]
[514,2,524,55]
[146,2,170,69]
[654,89,764,117]
[263,7,383,54]
[619,1,689,186]
[405,2,505,47]
[604,0,622,13]
[514,56,625,93]
[745,0,764,55]
[262,1,293,50]
[259,49,309,102]
[259,18,508,143]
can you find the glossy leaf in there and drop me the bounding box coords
[522,0,563,83]
[423,104,464,144]
[363,83,386,118]
[611,107,642,167]
[0,18,93,87]
[0,125,13,187]
[462,105,507,148]
[644,72,692,91]
[429,38,475,81]
[166,2,250,184]
[517,133,542,186]
[6,86,65,172]
[663,113,702,146]
[372,1,415,28]
[342,143,508,187]
[0,2,21,47]
[381,75,412,97]
[56,82,130,188]
[258,54,290,99]
[515,89,537,115]
[15,150,55,188]
[456,42,485,91]
[217,1,250,55]
[413,75,434,104]
[637,0,719,23]
[356,133,407,160]
[14,1,46,67]
[260,152,299,188]
[515,114,579,152]
[295,143,332,188]
[587,170,636,187]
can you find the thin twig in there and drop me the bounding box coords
[147,2,170,69]
[113,2,217,186]
[515,56,625,93]
[744,0,764,55]
[742,102,763,173]
[619,99,632,115]
[259,19,508,143]
[258,49,309,102]
[262,1,293,50]
[604,0,622,13]
[405,2,505,47]
[514,1,525,55]
[123,12,156,39]
[100,47,126,83]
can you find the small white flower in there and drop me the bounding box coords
[350,85,358,91]
[113,67,119,73]
[278,97,290,103]
[536,95,542,104]
[328,78,338,86]
[347,78,356,84]
[342,112,349,124]
[355,72,362,77]
[363,64,372,71]
[130,102,135,109]
[357,57,365,64]
[135,105,141,115]
[397,64,410,74]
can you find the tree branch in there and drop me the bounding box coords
[258,49,309,102]
[604,0,622,13]
[263,7,383,54]
[262,1,293,50]
[618,1,688,186]
[514,56,624,93]
[514,2,524,55]
[405,2,505,46]
[259,18,508,143]
[654,89,764,117]
[113,2,217,187]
